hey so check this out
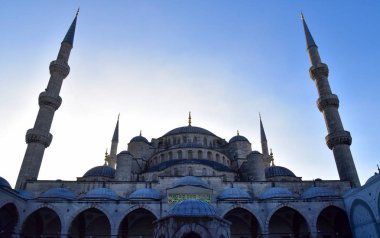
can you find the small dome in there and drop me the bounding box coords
[83,166,115,178]
[217,188,252,201]
[302,187,337,199]
[259,187,295,199]
[0,177,11,188]
[365,173,380,185]
[39,188,76,200]
[164,126,216,137]
[15,189,34,199]
[173,176,209,189]
[128,188,161,200]
[130,135,149,143]
[168,199,216,217]
[265,166,296,178]
[83,188,119,200]
[229,135,250,143]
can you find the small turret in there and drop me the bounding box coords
[115,151,133,181]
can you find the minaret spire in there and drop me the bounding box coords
[16,11,79,189]
[107,115,119,169]
[302,14,360,187]
[259,114,269,157]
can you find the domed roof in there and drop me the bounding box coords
[217,188,252,201]
[172,176,209,189]
[39,188,76,200]
[302,187,337,199]
[365,173,380,185]
[229,135,250,143]
[168,199,216,217]
[0,176,11,188]
[164,126,216,137]
[130,135,149,143]
[259,187,295,199]
[15,189,34,199]
[128,188,161,200]
[265,166,296,178]
[83,188,119,200]
[83,166,115,178]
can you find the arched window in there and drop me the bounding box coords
[160,154,165,163]
[188,150,193,159]
[169,151,173,160]
[207,151,212,160]
[173,168,179,176]
[183,136,188,143]
[188,167,193,176]
[216,154,220,162]
[178,150,183,159]
[203,137,207,146]
[222,157,225,164]
[198,150,203,159]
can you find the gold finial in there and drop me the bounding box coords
[188,111,192,126]
[300,11,304,20]
[259,112,261,120]
[117,113,120,121]
[76,8,80,17]
[139,130,142,136]
[105,148,108,156]
[237,130,240,136]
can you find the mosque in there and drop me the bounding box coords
[0,11,379,238]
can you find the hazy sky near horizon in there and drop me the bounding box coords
[0,1,379,187]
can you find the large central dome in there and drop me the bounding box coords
[164,126,216,137]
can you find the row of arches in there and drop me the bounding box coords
[0,204,353,237]
[150,149,230,167]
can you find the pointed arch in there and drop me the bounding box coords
[21,207,61,237]
[350,199,380,238]
[118,208,157,238]
[316,205,352,238]
[0,203,18,237]
[223,207,262,238]
[267,206,309,238]
[69,207,111,237]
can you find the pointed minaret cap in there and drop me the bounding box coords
[62,8,79,46]
[259,113,267,142]
[112,114,119,143]
[301,12,317,50]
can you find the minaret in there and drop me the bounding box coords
[302,14,360,187]
[260,114,269,157]
[107,115,119,169]
[16,11,79,189]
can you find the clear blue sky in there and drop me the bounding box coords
[0,1,379,187]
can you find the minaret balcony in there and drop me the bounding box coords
[325,130,352,149]
[39,92,62,110]
[309,63,329,80]
[317,94,339,111]
[25,128,53,147]
[49,59,70,78]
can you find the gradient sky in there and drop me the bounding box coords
[0,1,379,187]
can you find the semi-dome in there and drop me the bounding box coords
[0,177,11,188]
[259,187,295,199]
[168,199,216,217]
[265,166,296,178]
[302,187,337,199]
[217,188,252,201]
[172,176,209,189]
[39,188,76,200]
[164,126,216,137]
[130,135,149,143]
[229,135,250,143]
[128,188,161,200]
[15,189,34,199]
[83,166,115,178]
[83,188,119,200]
